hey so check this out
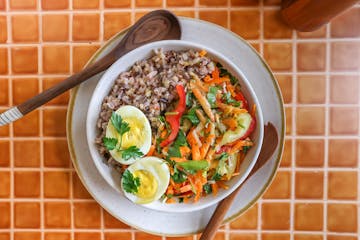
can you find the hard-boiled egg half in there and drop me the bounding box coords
[122,157,170,204]
[105,105,152,165]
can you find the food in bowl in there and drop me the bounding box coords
[95,49,257,204]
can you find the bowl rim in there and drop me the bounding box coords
[85,39,264,213]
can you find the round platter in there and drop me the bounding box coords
[66,17,285,236]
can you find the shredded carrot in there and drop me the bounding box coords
[211,183,218,196]
[229,140,253,154]
[206,148,215,163]
[191,87,215,122]
[223,118,237,130]
[146,145,155,156]
[179,146,191,157]
[226,82,236,97]
[199,49,207,57]
[203,75,212,82]
[166,185,174,195]
[166,198,176,204]
[251,104,257,117]
[195,109,207,124]
[217,101,248,115]
[170,157,187,163]
[180,184,192,193]
[217,181,229,190]
[160,129,167,138]
[192,145,201,160]
[211,67,220,80]
[206,77,230,84]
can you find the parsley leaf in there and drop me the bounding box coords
[203,183,212,194]
[173,130,188,147]
[172,167,187,183]
[207,86,219,108]
[212,172,222,181]
[218,152,229,161]
[216,62,238,85]
[121,146,144,161]
[111,112,130,136]
[103,137,118,151]
[243,145,251,153]
[223,92,241,107]
[186,92,195,107]
[122,170,141,194]
[182,108,200,125]
[178,197,184,203]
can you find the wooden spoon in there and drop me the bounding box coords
[200,123,279,240]
[0,10,181,126]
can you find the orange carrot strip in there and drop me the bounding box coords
[203,75,212,82]
[226,82,236,97]
[166,185,174,195]
[217,101,248,114]
[212,67,220,80]
[191,88,215,122]
[146,145,155,156]
[211,183,218,196]
[207,77,230,84]
[222,118,237,130]
[192,145,201,160]
[170,157,187,163]
[195,109,207,124]
[199,49,207,57]
[166,198,176,204]
[217,181,229,190]
[179,184,192,193]
[179,146,191,156]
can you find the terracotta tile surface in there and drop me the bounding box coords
[0,3,359,240]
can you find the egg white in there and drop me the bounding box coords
[122,157,170,204]
[106,105,152,165]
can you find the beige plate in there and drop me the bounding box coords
[66,17,285,236]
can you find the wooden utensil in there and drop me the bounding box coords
[200,123,279,240]
[0,10,181,126]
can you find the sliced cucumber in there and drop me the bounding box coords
[220,112,254,146]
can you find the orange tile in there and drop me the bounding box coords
[73,14,100,41]
[295,171,324,199]
[0,48,7,74]
[331,42,360,71]
[263,171,291,198]
[297,43,326,71]
[229,233,257,240]
[0,202,10,228]
[280,139,291,167]
[43,108,67,136]
[44,171,70,198]
[14,171,40,197]
[104,232,132,240]
[14,129,41,150]
[14,232,41,240]
[330,75,359,104]
[0,123,9,137]
[14,202,40,228]
[263,43,292,71]
[104,12,131,40]
[200,0,226,5]
[11,47,38,74]
[297,26,326,38]
[167,0,194,6]
[164,237,193,240]
[72,45,100,72]
[230,204,258,229]
[44,232,71,240]
[42,0,68,10]
[44,139,70,167]
[328,171,357,200]
[295,139,324,167]
[0,141,10,166]
[135,12,149,22]
[230,10,260,39]
[135,0,161,7]
[44,202,71,228]
[199,11,228,28]
[42,14,69,42]
[263,0,280,5]
[327,236,357,240]
[43,77,69,105]
[275,75,292,104]
[104,0,130,8]
[0,172,10,198]
[285,107,292,135]
[297,75,326,103]
[264,10,292,39]
[330,107,359,135]
[172,11,195,18]
[0,0,5,9]
[12,78,39,105]
[294,235,323,240]
[231,0,259,6]
[327,204,357,232]
[0,16,7,43]
[43,45,70,73]
[262,233,290,240]
[13,110,40,136]
[73,0,99,9]
[0,233,9,240]
[10,0,37,9]
[0,78,8,105]
[331,8,360,37]
[250,43,260,52]
[296,107,325,135]
[73,173,92,199]
[74,232,101,240]
[74,202,101,228]
[262,202,290,230]
[329,139,358,167]
[104,211,131,228]
[294,203,323,230]
[11,15,39,43]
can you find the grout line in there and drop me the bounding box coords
[194,0,199,19]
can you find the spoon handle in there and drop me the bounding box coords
[0,54,116,126]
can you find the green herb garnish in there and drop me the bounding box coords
[172,167,187,183]
[223,92,241,107]
[122,170,141,193]
[216,62,238,85]
[207,86,220,108]
[121,146,144,161]
[203,183,212,194]
[182,107,200,125]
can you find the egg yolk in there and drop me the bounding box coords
[120,116,145,149]
[133,170,158,203]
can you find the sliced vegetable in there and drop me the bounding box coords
[178,160,209,172]
[191,87,215,122]
[220,112,255,146]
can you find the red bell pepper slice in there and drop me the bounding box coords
[160,85,186,147]
[234,91,248,110]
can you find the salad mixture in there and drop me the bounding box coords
[96,49,256,204]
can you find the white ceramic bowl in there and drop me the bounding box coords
[86,40,264,213]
